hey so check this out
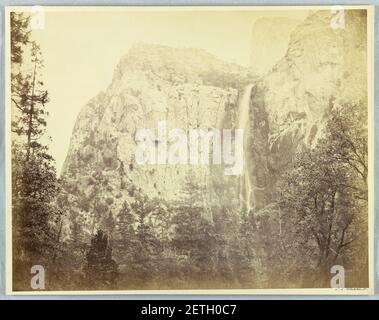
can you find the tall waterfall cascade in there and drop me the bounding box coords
[236,84,255,213]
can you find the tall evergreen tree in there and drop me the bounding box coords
[10,12,60,289]
[171,175,219,285]
[114,200,138,274]
[85,230,118,288]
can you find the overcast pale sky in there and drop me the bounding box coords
[24,8,309,174]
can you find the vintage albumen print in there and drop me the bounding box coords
[6,6,374,294]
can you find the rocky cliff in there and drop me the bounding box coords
[61,43,256,238]
[250,17,301,75]
[242,9,367,214]
[61,9,367,240]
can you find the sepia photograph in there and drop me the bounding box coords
[5,5,374,294]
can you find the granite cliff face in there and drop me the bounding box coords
[61,10,367,240]
[250,17,301,75]
[61,43,255,238]
[243,10,367,213]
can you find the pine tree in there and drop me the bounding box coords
[85,230,118,288]
[10,12,60,289]
[131,193,162,283]
[171,175,219,285]
[11,40,49,160]
[104,211,115,241]
[115,201,135,242]
[10,12,30,65]
[114,200,138,272]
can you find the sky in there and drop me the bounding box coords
[23,7,309,174]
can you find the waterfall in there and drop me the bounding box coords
[236,84,255,213]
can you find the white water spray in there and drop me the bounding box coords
[236,84,255,213]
